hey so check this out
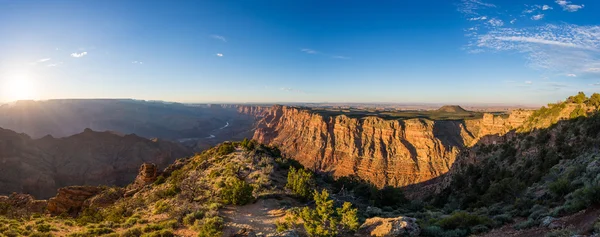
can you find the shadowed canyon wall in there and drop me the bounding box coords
[244,105,532,188]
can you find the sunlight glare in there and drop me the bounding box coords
[1,72,38,101]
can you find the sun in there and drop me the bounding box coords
[1,72,38,101]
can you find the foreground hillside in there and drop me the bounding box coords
[0,128,191,199]
[1,141,421,237]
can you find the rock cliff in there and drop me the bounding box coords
[248,105,532,188]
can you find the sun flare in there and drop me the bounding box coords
[1,73,37,101]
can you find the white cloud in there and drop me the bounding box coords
[467,24,600,77]
[132,61,144,64]
[555,0,584,12]
[531,14,544,21]
[38,58,51,62]
[510,19,517,24]
[332,55,350,59]
[301,48,319,54]
[458,0,496,16]
[542,5,553,10]
[590,83,600,86]
[488,18,504,27]
[210,34,227,42]
[567,73,577,77]
[525,80,533,84]
[216,53,223,57]
[70,52,88,58]
[47,62,63,67]
[468,16,488,21]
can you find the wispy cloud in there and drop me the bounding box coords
[301,48,319,54]
[301,48,349,59]
[210,34,227,42]
[458,0,496,16]
[468,16,488,21]
[70,52,88,58]
[567,73,577,77]
[556,0,584,12]
[280,87,305,93]
[467,24,600,77]
[332,55,351,60]
[525,81,533,84]
[38,58,51,63]
[460,1,599,82]
[47,62,63,67]
[216,53,224,57]
[132,61,144,64]
[488,18,504,27]
[531,14,544,21]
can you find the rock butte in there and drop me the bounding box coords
[240,105,533,188]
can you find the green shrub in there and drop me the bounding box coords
[121,227,143,237]
[337,202,359,232]
[195,216,224,237]
[153,176,166,186]
[217,143,235,155]
[36,224,52,233]
[436,212,492,230]
[183,210,205,226]
[294,189,360,236]
[221,177,254,205]
[154,201,170,214]
[286,167,315,199]
[513,218,537,230]
[141,229,174,237]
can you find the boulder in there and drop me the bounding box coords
[47,186,103,215]
[358,216,420,237]
[540,216,556,228]
[0,193,47,217]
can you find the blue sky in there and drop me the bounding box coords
[0,0,599,104]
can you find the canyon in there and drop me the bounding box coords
[246,105,533,188]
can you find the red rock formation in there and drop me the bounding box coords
[47,186,103,215]
[249,105,532,188]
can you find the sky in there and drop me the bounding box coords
[0,0,599,105]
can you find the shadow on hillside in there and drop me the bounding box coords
[402,112,599,200]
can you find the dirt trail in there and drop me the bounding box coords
[221,198,290,236]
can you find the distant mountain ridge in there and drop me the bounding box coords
[0,127,192,199]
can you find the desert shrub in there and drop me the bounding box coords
[141,229,174,237]
[183,210,205,226]
[492,213,513,225]
[217,143,235,155]
[154,201,170,214]
[421,226,468,237]
[221,177,254,205]
[337,202,359,232]
[562,184,600,214]
[436,211,492,231]
[513,218,537,230]
[286,167,315,199]
[293,189,359,237]
[194,216,224,237]
[240,138,256,150]
[121,227,143,237]
[153,176,166,186]
[546,229,576,237]
[86,227,114,235]
[35,224,52,232]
